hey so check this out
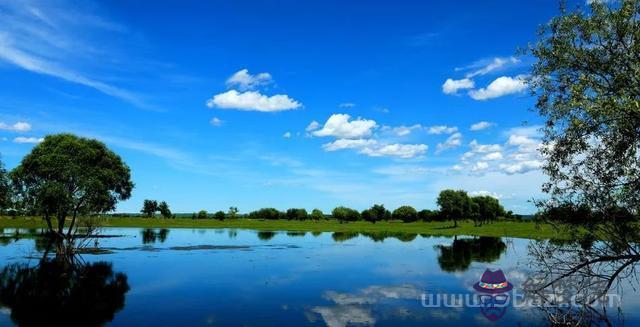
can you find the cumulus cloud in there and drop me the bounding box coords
[442,78,474,95]
[360,143,427,159]
[482,152,503,161]
[469,190,504,199]
[322,139,377,151]
[313,114,377,139]
[283,132,292,138]
[426,125,458,135]
[469,140,502,153]
[13,136,43,144]
[499,160,543,174]
[436,132,462,154]
[468,75,527,100]
[471,161,489,172]
[206,90,302,112]
[210,117,223,126]
[0,121,31,132]
[225,69,272,90]
[470,121,495,131]
[305,120,320,132]
[392,124,422,136]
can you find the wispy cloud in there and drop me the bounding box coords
[0,121,31,132]
[0,1,148,107]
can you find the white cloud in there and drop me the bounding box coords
[206,90,302,112]
[464,57,520,78]
[442,78,474,95]
[508,134,538,147]
[210,117,223,126]
[0,121,31,132]
[469,190,504,199]
[468,75,527,100]
[451,164,463,171]
[283,132,292,138]
[469,140,502,153]
[13,136,43,144]
[426,125,458,135]
[469,121,495,131]
[323,139,378,151]
[338,102,356,108]
[471,161,489,172]
[392,124,421,136]
[360,143,427,159]
[0,4,147,108]
[436,132,462,154]
[225,69,272,90]
[305,120,320,132]
[313,114,377,139]
[499,160,543,174]
[482,152,503,161]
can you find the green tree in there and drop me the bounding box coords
[437,189,471,227]
[392,205,418,222]
[471,196,504,226]
[214,210,226,220]
[248,208,283,220]
[141,200,158,218]
[197,210,208,219]
[418,209,439,222]
[310,208,324,220]
[0,157,10,213]
[227,206,239,219]
[528,0,640,217]
[361,204,390,224]
[331,206,360,222]
[11,134,133,239]
[286,208,308,220]
[158,201,172,219]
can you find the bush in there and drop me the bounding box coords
[418,209,439,222]
[332,206,361,222]
[392,205,418,222]
[214,211,226,220]
[286,208,308,220]
[248,208,284,220]
[196,210,208,219]
[361,204,390,224]
[310,209,324,220]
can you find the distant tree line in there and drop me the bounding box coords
[152,189,515,226]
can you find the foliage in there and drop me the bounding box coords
[285,208,308,220]
[436,237,507,272]
[0,157,10,212]
[437,189,471,227]
[227,206,239,219]
[310,208,324,220]
[361,204,390,224]
[10,134,133,239]
[158,201,172,219]
[418,209,440,222]
[331,206,361,222]
[469,196,505,226]
[196,210,208,219]
[528,0,640,217]
[248,208,284,220]
[141,200,158,218]
[214,210,226,220]
[392,205,418,222]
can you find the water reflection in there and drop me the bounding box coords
[0,255,129,326]
[140,228,170,244]
[360,231,418,243]
[257,231,277,241]
[436,237,507,272]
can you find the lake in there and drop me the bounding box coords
[0,227,638,326]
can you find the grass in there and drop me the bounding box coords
[0,216,568,240]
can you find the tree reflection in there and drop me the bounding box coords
[436,237,507,272]
[361,231,418,243]
[331,232,359,242]
[0,250,129,326]
[257,231,276,241]
[141,228,170,244]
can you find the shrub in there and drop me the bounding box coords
[286,208,308,220]
[392,205,418,222]
[332,206,361,222]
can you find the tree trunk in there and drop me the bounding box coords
[67,211,77,238]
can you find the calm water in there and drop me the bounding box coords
[0,228,638,326]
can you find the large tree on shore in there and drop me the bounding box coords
[528,0,640,217]
[11,134,133,239]
[0,157,10,212]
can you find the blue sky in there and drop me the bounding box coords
[0,0,577,214]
